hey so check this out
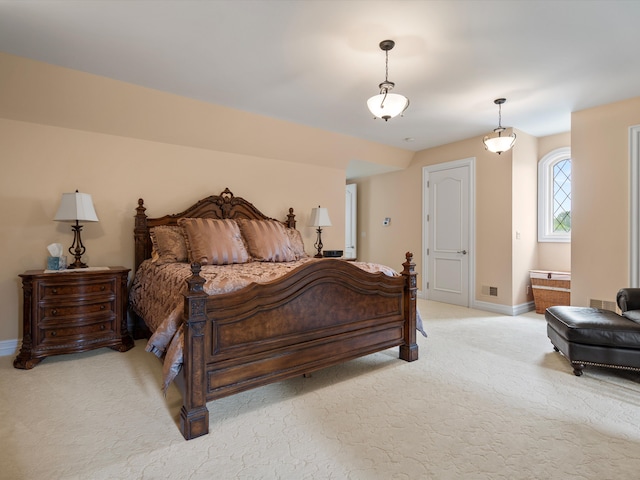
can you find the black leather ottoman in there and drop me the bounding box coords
[546,305,640,376]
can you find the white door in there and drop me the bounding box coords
[424,160,474,307]
[345,184,357,259]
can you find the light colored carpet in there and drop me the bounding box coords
[2,299,640,479]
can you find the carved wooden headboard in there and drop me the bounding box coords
[134,188,296,271]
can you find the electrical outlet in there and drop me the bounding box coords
[383,217,391,226]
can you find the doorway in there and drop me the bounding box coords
[423,158,475,307]
[345,184,357,259]
[631,124,640,286]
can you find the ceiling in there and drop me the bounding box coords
[2,1,640,161]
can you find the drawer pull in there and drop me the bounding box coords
[51,331,57,337]
[100,305,106,310]
[51,309,58,316]
[100,286,106,291]
[52,288,58,294]
[100,325,106,330]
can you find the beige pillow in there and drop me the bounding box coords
[150,226,188,265]
[286,227,307,259]
[237,219,297,262]
[178,218,250,265]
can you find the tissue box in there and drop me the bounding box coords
[47,256,67,271]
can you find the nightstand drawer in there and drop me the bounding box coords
[40,298,115,320]
[39,278,116,300]
[40,316,115,343]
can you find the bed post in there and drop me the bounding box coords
[134,198,149,272]
[132,199,152,339]
[286,208,296,228]
[400,252,419,362]
[180,262,210,440]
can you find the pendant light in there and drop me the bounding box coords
[366,40,409,121]
[483,98,517,154]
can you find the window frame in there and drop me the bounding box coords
[538,147,571,243]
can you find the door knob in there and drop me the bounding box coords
[457,250,467,255]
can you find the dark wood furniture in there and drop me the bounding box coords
[133,188,418,440]
[14,267,134,369]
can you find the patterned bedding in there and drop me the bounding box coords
[129,258,415,391]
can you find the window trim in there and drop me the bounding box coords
[538,147,571,243]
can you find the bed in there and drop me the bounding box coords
[130,188,419,440]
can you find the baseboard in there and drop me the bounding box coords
[472,300,536,316]
[0,339,18,357]
[512,301,537,316]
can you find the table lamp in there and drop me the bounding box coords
[54,190,99,268]
[309,206,331,258]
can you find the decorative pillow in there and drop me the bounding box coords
[237,219,297,262]
[285,227,307,259]
[150,226,188,265]
[178,218,250,265]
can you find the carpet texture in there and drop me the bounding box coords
[2,299,640,479]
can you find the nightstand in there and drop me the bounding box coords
[14,266,134,369]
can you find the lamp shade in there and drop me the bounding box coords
[367,92,410,121]
[483,130,517,155]
[309,207,332,227]
[54,192,99,222]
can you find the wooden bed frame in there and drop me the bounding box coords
[133,188,418,440]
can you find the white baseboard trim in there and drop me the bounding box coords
[0,339,18,357]
[472,300,536,316]
[419,292,537,317]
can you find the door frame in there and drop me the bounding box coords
[345,183,357,259]
[631,125,640,287]
[422,158,476,306]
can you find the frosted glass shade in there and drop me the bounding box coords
[309,207,332,227]
[367,93,409,121]
[54,192,99,222]
[483,130,517,155]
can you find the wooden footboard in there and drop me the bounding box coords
[180,254,417,440]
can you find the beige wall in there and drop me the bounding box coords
[0,54,413,173]
[353,167,423,273]
[511,130,538,306]
[356,130,574,311]
[0,53,412,344]
[356,136,518,306]
[358,93,640,312]
[571,97,640,306]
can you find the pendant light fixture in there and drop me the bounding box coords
[366,40,409,121]
[483,98,517,154]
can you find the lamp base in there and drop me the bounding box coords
[67,222,89,268]
[314,227,324,258]
[67,259,89,269]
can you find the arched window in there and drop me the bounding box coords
[538,147,571,242]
